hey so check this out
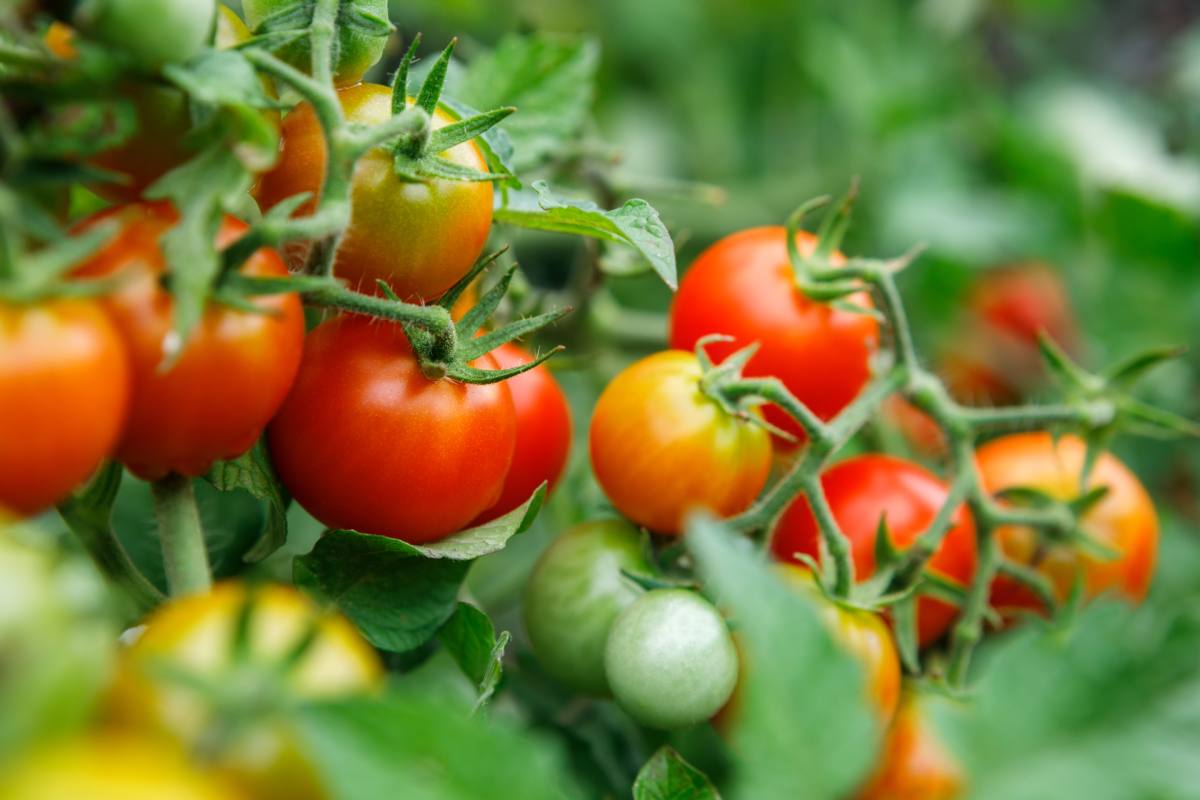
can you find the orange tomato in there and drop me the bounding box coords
[856,694,964,800]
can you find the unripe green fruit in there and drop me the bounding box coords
[75,0,215,71]
[242,0,390,87]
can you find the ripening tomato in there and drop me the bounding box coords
[256,83,494,302]
[0,734,244,800]
[473,343,572,523]
[268,314,517,542]
[107,582,382,800]
[976,432,1157,613]
[242,0,389,87]
[589,350,772,535]
[771,455,977,647]
[0,298,129,515]
[669,227,878,443]
[73,203,304,480]
[968,262,1078,353]
[856,695,964,800]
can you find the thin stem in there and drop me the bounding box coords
[309,0,339,87]
[960,403,1105,432]
[718,377,828,443]
[947,516,998,686]
[872,272,918,369]
[151,474,212,597]
[800,470,855,596]
[303,281,458,359]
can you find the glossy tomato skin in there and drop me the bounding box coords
[256,83,494,302]
[474,343,572,523]
[976,432,1157,612]
[771,455,977,646]
[669,227,878,443]
[74,203,305,480]
[268,314,517,542]
[242,0,388,87]
[107,582,382,800]
[856,695,964,800]
[522,519,649,695]
[604,588,738,730]
[0,299,129,515]
[589,350,771,535]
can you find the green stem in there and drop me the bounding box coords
[799,470,855,596]
[303,281,458,360]
[959,403,1104,432]
[947,516,999,687]
[151,474,212,597]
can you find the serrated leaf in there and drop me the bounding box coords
[495,181,676,289]
[204,441,290,563]
[437,603,509,712]
[633,747,721,800]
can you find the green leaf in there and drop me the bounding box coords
[204,441,290,563]
[686,516,876,799]
[457,34,600,172]
[633,747,721,800]
[392,484,546,561]
[495,182,676,289]
[437,602,509,712]
[293,694,580,800]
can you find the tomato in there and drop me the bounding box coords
[976,432,1157,613]
[256,83,494,302]
[669,227,878,443]
[604,588,738,730]
[73,203,304,480]
[589,350,771,535]
[0,734,243,800]
[268,314,516,542]
[771,455,977,647]
[968,262,1077,353]
[73,0,215,71]
[856,695,964,800]
[522,520,649,695]
[107,582,382,800]
[473,343,572,523]
[0,298,129,515]
[242,0,389,87]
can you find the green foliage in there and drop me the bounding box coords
[436,602,510,711]
[205,441,290,563]
[633,747,721,800]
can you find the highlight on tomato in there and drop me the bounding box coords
[72,203,305,480]
[268,313,517,543]
[669,226,878,443]
[975,431,1158,614]
[589,349,772,535]
[771,454,977,647]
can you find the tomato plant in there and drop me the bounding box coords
[268,313,517,542]
[589,348,772,534]
[73,203,304,480]
[522,519,649,694]
[771,455,977,646]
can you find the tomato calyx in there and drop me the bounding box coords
[693,334,796,441]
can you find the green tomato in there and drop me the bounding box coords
[522,520,650,695]
[604,589,738,730]
[242,0,389,87]
[74,0,216,71]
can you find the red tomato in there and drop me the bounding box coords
[473,343,572,523]
[74,203,305,480]
[669,227,878,443]
[0,299,129,515]
[255,83,494,302]
[268,315,517,543]
[589,350,772,535]
[856,695,964,800]
[771,455,977,647]
[968,262,1077,352]
[976,432,1157,613]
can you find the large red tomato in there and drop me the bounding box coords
[268,315,517,543]
[771,455,977,646]
[473,342,572,523]
[0,299,129,515]
[669,227,878,443]
[74,203,305,480]
[976,432,1157,613]
[255,83,494,302]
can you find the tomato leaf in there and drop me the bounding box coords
[633,747,721,800]
[204,441,290,563]
[437,602,510,712]
[495,182,677,289]
[389,483,547,561]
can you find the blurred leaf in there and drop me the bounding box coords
[437,602,510,711]
[205,441,290,563]
[633,747,720,800]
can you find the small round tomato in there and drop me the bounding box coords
[256,83,494,302]
[242,0,389,87]
[604,588,738,730]
[968,262,1077,353]
[474,343,572,523]
[73,0,215,71]
[855,695,964,800]
[0,734,242,800]
[73,203,304,480]
[523,519,649,695]
[0,298,129,515]
[268,314,517,542]
[669,227,878,443]
[589,350,771,535]
[771,455,977,647]
[107,582,382,800]
[976,432,1157,613]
